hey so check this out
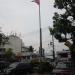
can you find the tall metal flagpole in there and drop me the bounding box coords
[32,0,42,57]
[39,0,42,57]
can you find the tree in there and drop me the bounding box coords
[0,33,9,46]
[52,0,75,41]
[49,13,71,42]
[49,0,75,63]
[5,48,15,62]
[29,46,34,52]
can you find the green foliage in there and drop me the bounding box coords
[49,0,75,42]
[30,61,53,73]
[54,0,75,19]
[29,46,34,52]
[5,48,15,62]
[38,62,54,73]
[0,33,9,45]
[49,28,55,35]
[50,0,75,62]
[53,13,71,34]
[5,48,13,57]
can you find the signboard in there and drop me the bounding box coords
[64,41,72,48]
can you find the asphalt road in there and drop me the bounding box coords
[26,73,51,75]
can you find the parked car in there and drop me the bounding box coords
[52,61,72,75]
[0,61,9,73]
[5,62,33,75]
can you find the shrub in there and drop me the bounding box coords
[38,62,54,73]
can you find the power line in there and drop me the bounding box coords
[21,26,49,37]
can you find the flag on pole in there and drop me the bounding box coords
[32,0,40,5]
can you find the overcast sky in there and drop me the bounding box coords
[0,0,68,53]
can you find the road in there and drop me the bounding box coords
[0,72,52,75]
[26,73,51,75]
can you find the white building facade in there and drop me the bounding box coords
[5,35,24,54]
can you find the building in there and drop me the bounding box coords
[21,47,33,62]
[56,49,71,62]
[4,34,35,62]
[5,35,24,54]
[16,47,34,62]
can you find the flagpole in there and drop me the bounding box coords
[32,0,42,57]
[39,0,42,57]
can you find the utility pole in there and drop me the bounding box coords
[52,34,55,61]
[21,39,22,53]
